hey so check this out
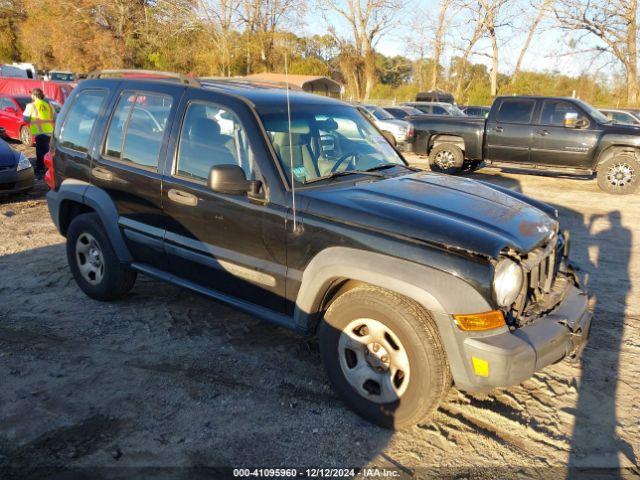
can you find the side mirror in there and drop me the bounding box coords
[4,106,17,114]
[563,113,588,129]
[208,164,252,195]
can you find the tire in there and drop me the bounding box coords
[596,152,639,195]
[429,144,464,174]
[319,286,451,429]
[381,131,397,147]
[20,126,32,146]
[66,213,137,301]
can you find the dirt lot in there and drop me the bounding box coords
[0,145,639,478]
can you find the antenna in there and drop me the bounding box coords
[285,53,299,232]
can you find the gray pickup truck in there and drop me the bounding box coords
[412,95,640,194]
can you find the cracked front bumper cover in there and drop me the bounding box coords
[455,281,592,392]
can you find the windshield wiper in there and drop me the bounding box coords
[364,163,421,173]
[303,170,384,184]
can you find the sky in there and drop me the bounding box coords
[305,0,619,80]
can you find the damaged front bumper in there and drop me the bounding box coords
[453,270,592,392]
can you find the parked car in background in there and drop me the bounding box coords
[0,137,33,194]
[416,90,455,104]
[403,101,466,116]
[0,64,30,78]
[46,71,76,82]
[0,77,74,104]
[383,106,425,119]
[0,93,61,145]
[599,108,640,126]
[461,105,491,118]
[357,105,414,150]
[411,95,640,194]
[45,71,591,429]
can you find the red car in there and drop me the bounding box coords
[0,93,61,145]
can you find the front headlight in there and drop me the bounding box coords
[493,258,524,307]
[16,152,32,172]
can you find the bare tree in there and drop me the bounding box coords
[430,0,453,89]
[319,0,400,99]
[451,0,487,100]
[478,0,511,97]
[511,0,554,84]
[554,0,639,104]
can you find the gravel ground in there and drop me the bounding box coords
[0,145,639,479]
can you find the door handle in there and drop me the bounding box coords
[494,126,504,133]
[537,129,549,136]
[92,167,113,181]
[168,188,198,207]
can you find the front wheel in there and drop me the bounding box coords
[597,153,639,194]
[66,213,137,301]
[429,144,464,174]
[319,286,451,429]
[20,126,32,146]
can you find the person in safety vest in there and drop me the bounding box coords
[23,88,55,178]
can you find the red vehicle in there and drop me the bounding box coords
[0,78,73,104]
[0,93,61,145]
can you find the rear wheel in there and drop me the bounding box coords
[66,213,137,301]
[597,153,639,194]
[20,126,32,146]
[429,144,464,174]
[319,286,451,429]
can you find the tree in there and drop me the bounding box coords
[511,0,554,84]
[478,0,511,97]
[319,0,400,99]
[430,0,453,89]
[450,0,487,100]
[554,0,639,105]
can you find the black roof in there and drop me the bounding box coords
[199,80,344,108]
[78,77,345,109]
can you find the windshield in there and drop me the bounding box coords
[445,104,466,116]
[575,99,609,123]
[260,104,404,185]
[404,107,423,116]
[367,106,395,120]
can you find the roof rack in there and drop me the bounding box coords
[87,69,201,87]
[199,76,304,91]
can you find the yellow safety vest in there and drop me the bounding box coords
[27,99,55,136]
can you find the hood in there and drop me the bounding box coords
[601,122,640,135]
[0,139,18,168]
[300,172,558,258]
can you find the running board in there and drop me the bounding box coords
[130,263,305,334]
[485,161,594,176]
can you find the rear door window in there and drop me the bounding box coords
[104,92,172,169]
[496,99,535,124]
[59,90,107,153]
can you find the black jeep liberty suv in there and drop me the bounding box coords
[45,71,592,428]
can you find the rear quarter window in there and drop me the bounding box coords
[59,90,107,153]
[496,99,535,124]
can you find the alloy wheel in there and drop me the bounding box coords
[607,162,636,188]
[435,150,456,170]
[338,318,411,404]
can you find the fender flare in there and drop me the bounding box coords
[48,179,133,263]
[292,247,492,332]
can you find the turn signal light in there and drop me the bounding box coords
[454,310,505,331]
